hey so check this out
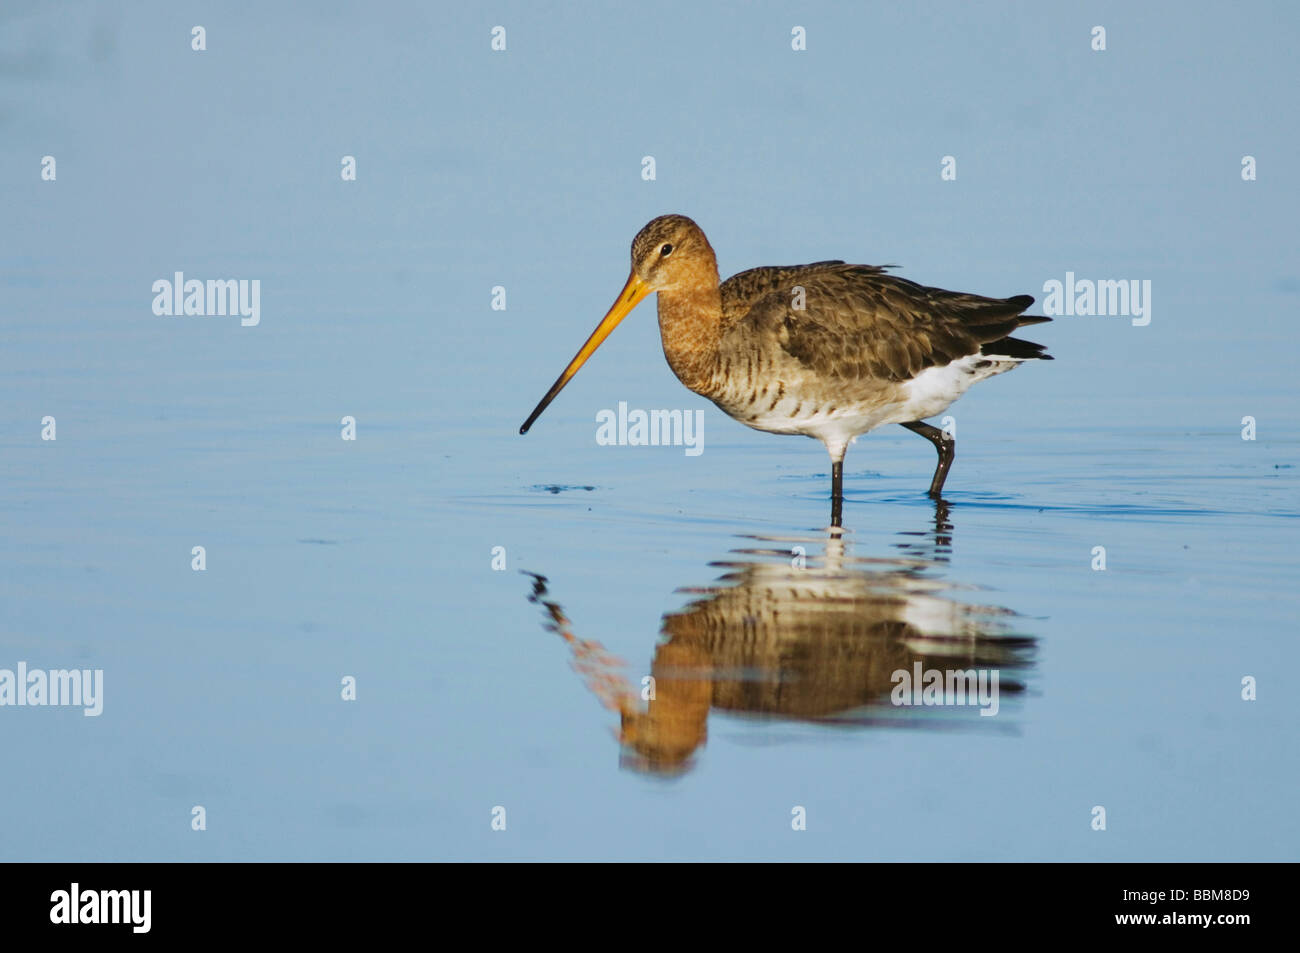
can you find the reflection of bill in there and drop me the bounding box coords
[526,532,1036,777]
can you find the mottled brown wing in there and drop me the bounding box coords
[721,262,872,328]
[724,263,1037,382]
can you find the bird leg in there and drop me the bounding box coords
[901,421,955,497]
[830,459,844,527]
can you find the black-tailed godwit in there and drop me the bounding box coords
[520,214,1052,525]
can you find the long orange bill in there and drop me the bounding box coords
[519,273,652,434]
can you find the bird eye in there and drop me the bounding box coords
[660,243,673,257]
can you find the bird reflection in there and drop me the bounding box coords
[525,504,1036,776]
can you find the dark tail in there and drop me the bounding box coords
[956,295,1053,361]
[983,332,1053,361]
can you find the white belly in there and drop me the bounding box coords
[738,353,1022,460]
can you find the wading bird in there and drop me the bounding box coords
[520,215,1051,525]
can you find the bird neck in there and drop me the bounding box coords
[656,275,723,395]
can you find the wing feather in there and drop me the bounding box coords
[720,262,1048,382]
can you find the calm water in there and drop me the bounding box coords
[1,2,1297,861]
